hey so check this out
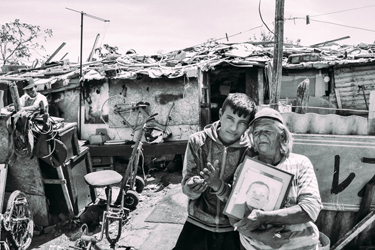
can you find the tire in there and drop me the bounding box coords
[3,190,34,250]
[123,190,139,209]
[135,175,145,193]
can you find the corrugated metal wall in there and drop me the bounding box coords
[331,63,375,110]
[281,112,368,135]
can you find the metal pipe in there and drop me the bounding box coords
[78,12,83,138]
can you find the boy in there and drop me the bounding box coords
[173,93,257,250]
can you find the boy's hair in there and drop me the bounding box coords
[222,93,256,121]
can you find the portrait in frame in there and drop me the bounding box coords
[224,156,294,220]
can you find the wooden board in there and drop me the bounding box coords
[0,164,7,212]
[88,140,187,158]
[63,147,95,214]
[292,133,375,211]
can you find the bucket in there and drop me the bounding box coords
[318,232,330,250]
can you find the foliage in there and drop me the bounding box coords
[250,29,301,46]
[251,29,274,43]
[0,19,53,66]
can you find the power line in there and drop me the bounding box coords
[310,19,375,33]
[98,21,110,48]
[218,25,264,41]
[311,5,375,17]
[259,0,274,34]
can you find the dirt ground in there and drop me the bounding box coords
[29,170,183,250]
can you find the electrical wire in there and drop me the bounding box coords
[286,4,375,34]
[310,5,375,18]
[258,0,274,34]
[98,21,110,48]
[224,25,264,41]
[310,19,375,33]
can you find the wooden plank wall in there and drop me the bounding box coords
[331,63,375,110]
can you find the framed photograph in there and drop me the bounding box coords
[224,156,294,220]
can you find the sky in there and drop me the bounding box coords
[1,0,375,65]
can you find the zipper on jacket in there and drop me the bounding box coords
[215,146,227,230]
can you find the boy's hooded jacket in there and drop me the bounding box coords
[182,121,254,232]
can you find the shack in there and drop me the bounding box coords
[1,40,375,249]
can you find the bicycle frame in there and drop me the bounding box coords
[113,103,150,132]
[114,113,158,205]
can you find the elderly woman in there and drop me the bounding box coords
[230,108,323,250]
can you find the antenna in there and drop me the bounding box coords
[65,7,110,78]
[65,7,110,137]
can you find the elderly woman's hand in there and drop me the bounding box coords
[200,160,222,191]
[233,209,266,232]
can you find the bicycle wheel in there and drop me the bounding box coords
[100,95,133,128]
[3,190,34,250]
[123,190,139,209]
[135,176,145,193]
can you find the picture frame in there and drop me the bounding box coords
[224,156,294,220]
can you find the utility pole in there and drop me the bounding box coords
[270,0,285,110]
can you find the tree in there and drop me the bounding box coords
[0,19,53,66]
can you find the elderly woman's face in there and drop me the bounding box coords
[252,120,281,156]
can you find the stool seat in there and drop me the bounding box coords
[84,170,123,188]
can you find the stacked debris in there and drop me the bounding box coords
[1,40,375,90]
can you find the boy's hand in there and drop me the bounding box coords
[186,176,208,194]
[200,160,221,191]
